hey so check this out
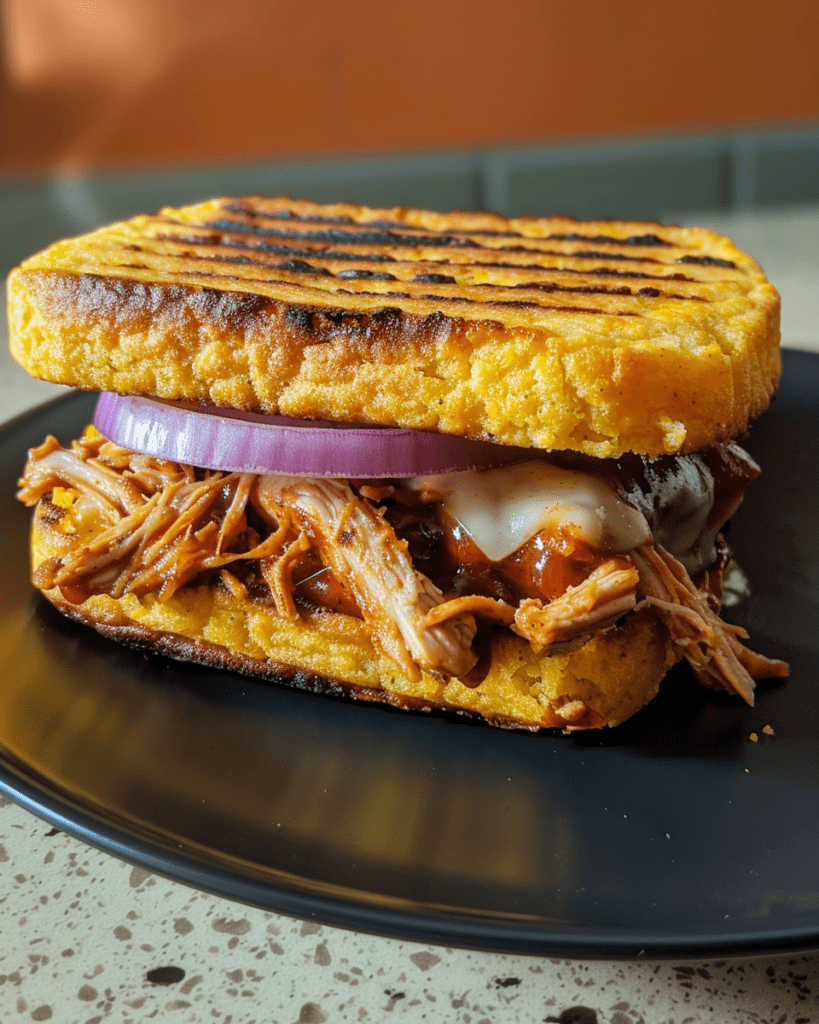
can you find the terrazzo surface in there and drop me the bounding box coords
[2,794,818,1022]
[2,204,819,1022]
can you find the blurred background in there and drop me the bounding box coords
[2,0,818,411]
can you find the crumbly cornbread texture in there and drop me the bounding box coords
[31,499,674,731]
[8,197,781,458]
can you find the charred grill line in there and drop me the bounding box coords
[546,232,671,246]
[154,233,398,263]
[84,204,751,331]
[153,231,704,282]
[504,281,703,301]
[487,301,638,314]
[414,272,457,283]
[125,263,643,318]
[205,220,483,249]
[151,206,750,289]
[677,254,738,269]
[190,219,685,265]
[218,204,673,247]
[118,238,710,306]
[221,203,356,225]
[336,269,398,280]
[337,289,638,316]
[277,258,332,275]
[569,249,661,263]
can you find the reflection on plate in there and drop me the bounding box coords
[1,350,818,959]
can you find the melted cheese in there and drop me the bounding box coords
[409,461,651,563]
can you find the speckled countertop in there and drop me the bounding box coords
[2,207,819,1023]
[2,795,819,1023]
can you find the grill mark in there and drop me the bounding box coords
[153,233,397,263]
[190,218,678,264]
[483,281,704,301]
[277,258,331,275]
[205,219,481,249]
[163,211,703,269]
[217,204,675,248]
[503,281,686,300]
[142,235,692,280]
[678,254,738,269]
[238,242,396,263]
[221,203,356,225]
[164,235,662,275]
[481,243,662,263]
[185,241,703,282]
[413,272,457,284]
[586,267,694,281]
[562,249,662,264]
[160,251,337,278]
[60,258,659,322]
[165,269,318,291]
[371,225,671,247]
[220,208,528,238]
[103,264,632,317]
[200,254,400,281]
[112,242,708,302]
[367,219,523,238]
[516,281,633,296]
[545,232,670,246]
[337,288,639,316]
[205,254,270,267]
[336,269,397,280]
[487,300,638,315]
[158,223,694,274]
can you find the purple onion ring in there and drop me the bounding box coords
[93,393,527,478]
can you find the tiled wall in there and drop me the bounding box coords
[2,124,818,277]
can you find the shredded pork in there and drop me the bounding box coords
[18,432,788,698]
[254,475,477,680]
[631,542,788,704]
[19,435,145,520]
[512,559,640,653]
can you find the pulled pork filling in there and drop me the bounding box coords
[18,429,788,702]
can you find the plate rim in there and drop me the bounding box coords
[2,353,819,960]
[3,758,819,961]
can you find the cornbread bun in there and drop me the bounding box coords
[8,197,781,458]
[11,198,788,731]
[30,494,674,731]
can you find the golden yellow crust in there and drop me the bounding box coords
[8,197,780,458]
[30,498,675,731]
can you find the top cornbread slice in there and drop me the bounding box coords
[8,196,781,457]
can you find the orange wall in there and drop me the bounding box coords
[2,0,818,177]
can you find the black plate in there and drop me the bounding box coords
[1,350,818,960]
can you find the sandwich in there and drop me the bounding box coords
[7,196,788,730]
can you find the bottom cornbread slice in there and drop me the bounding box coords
[30,499,676,731]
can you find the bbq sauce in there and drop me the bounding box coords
[385,499,603,606]
[289,548,361,618]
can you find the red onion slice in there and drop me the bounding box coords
[93,393,526,478]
